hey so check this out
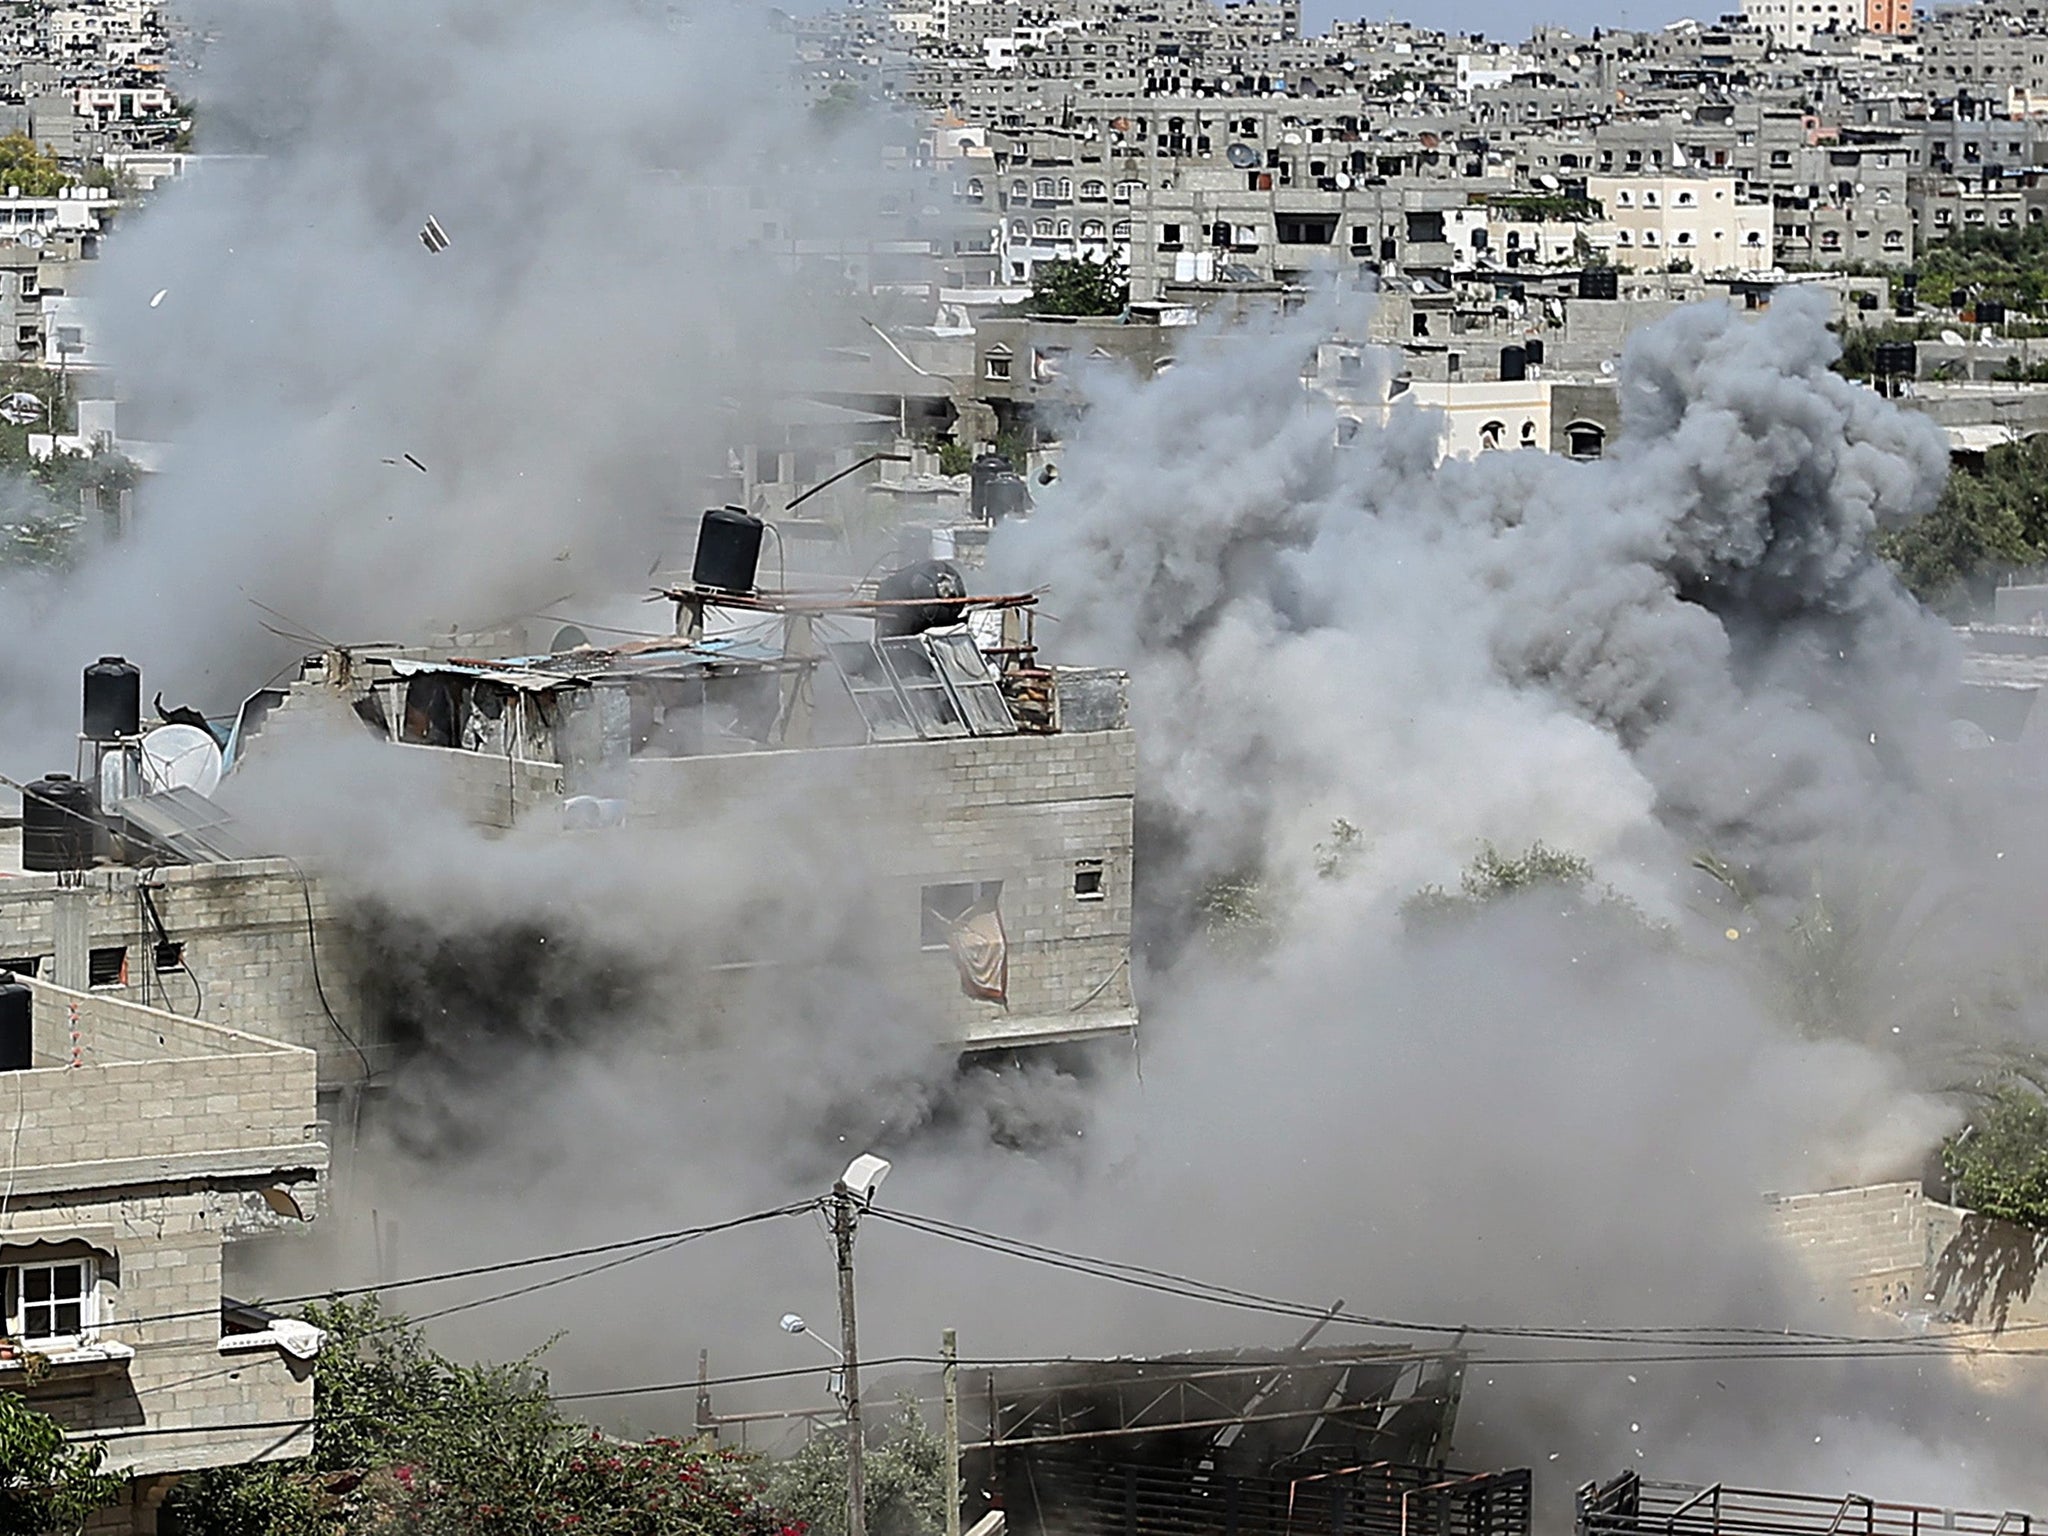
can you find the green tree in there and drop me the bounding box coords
[1944,1080,2048,1228]
[0,1391,124,1535]
[1401,841,1644,929]
[1026,255,1128,317]
[0,134,73,197]
[1880,470,2037,612]
[769,1398,946,1536]
[166,1298,793,1536]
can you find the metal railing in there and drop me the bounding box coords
[1578,1474,2033,1536]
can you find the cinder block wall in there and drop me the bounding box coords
[0,861,378,1088]
[1763,1181,1927,1309]
[7,1188,314,1482]
[625,729,1139,1040]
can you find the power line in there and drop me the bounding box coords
[90,1199,822,1338]
[865,1207,2018,1354]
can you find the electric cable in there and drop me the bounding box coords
[865,1207,1994,1353]
[280,855,373,1080]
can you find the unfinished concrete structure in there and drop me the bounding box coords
[0,974,325,1533]
[248,586,1138,1057]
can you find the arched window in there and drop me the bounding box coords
[1081,180,1107,199]
[1057,178,1073,198]
[1057,219,1073,237]
[1081,219,1107,239]
[1112,219,1132,239]
[1034,218,1054,236]
[1011,181,1029,200]
[966,178,984,198]
[1479,420,1506,451]
[1035,177,1056,198]
[1565,420,1606,459]
[1520,420,1538,446]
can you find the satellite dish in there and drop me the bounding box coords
[1599,358,1616,376]
[138,724,223,797]
[1538,173,1560,189]
[550,624,590,652]
[1226,142,1258,167]
[1282,130,1303,144]
[1941,329,1966,346]
[18,229,42,250]
[1336,172,1354,189]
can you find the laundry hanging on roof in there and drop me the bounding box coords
[942,896,1008,1005]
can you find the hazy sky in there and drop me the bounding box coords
[1302,0,1704,42]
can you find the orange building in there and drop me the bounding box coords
[1866,0,1913,34]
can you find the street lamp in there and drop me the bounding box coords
[832,1153,891,1536]
[779,1312,846,1398]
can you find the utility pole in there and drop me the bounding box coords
[943,1328,962,1536]
[834,1178,867,1536]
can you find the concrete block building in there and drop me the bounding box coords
[0,975,325,1533]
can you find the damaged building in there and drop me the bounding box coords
[856,1344,1531,1536]
[247,549,1138,1061]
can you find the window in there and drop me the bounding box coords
[1034,218,1054,236]
[1677,190,1696,206]
[1081,219,1106,240]
[153,941,184,973]
[88,947,125,988]
[1034,177,1056,198]
[1643,190,1660,207]
[1057,178,1073,198]
[1073,859,1105,899]
[1159,222,1183,248]
[1081,179,1107,199]
[984,354,1011,381]
[922,880,1003,949]
[0,957,39,979]
[1520,420,1538,446]
[4,1258,93,1344]
[1566,421,1606,459]
[1479,420,1505,451]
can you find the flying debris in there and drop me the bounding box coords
[419,215,450,253]
[380,454,428,472]
[149,288,168,308]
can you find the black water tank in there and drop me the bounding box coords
[691,507,764,595]
[0,973,27,1072]
[21,773,94,873]
[1579,268,1618,300]
[876,560,969,639]
[989,471,1032,523]
[970,453,1011,521]
[1897,293,1917,317]
[1500,345,1527,382]
[1979,297,2008,325]
[82,656,140,740]
[1523,337,1545,366]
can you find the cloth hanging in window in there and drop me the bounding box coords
[944,898,1008,1005]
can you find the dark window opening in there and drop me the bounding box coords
[153,941,185,973]
[1073,860,1106,900]
[0,957,41,979]
[88,947,126,988]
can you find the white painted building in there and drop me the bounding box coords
[1742,0,1860,49]
[1586,175,1774,273]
